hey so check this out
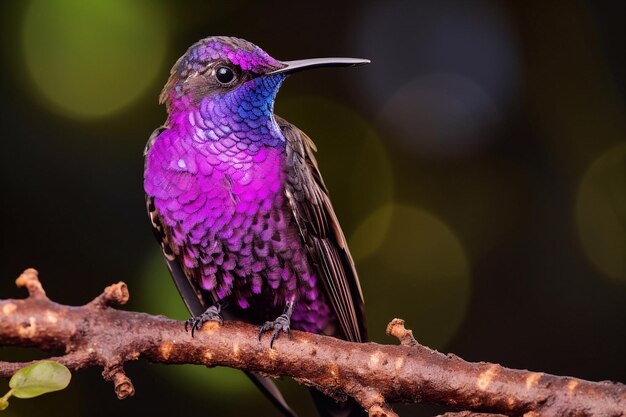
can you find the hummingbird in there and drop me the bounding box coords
[144,36,368,417]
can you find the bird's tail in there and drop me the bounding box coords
[310,388,366,417]
[247,372,298,417]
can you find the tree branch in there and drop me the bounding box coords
[1,269,624,417]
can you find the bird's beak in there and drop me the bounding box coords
[269,57,370,75]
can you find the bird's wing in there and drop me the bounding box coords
[144,127,298,417]
[278,115,367,343]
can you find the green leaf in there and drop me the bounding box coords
[9,361,71,399]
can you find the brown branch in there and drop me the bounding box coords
[435,413,508,417]
[1,269,624,417]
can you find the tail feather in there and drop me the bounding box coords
[310,389,366,417]
[247,372,298,417]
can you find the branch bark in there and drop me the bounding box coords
[0,269,624,417]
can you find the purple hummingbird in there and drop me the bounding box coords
[144,36,368,417]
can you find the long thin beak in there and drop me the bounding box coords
[269,57,370,75]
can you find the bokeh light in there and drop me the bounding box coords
[353,0,520,157]
[22,0,168,118]
[137,251,254,397]
[359,204,471,348]
[349,204,393,262]
[379,73,499,157]
[276,95,394,234]
[576,144,626,283]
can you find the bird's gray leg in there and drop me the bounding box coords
[185,302,224,337]
[258,300,294,348]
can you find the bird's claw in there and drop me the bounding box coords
[258,313,291,348]
[184,304,223,337]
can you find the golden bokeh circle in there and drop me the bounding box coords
[357,204,471,348]
[576,143,625,283]
[349,204,393,262]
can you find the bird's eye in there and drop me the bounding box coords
[215,66,236,84]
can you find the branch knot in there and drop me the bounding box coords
[386,318,418,347]
[103,365,135,400]
[15,269,46,300]
[89,282,129,308]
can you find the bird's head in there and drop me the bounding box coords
[160,36,368,128]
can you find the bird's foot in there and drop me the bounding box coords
[258,315,291,348]
[184,303,223,337]
[258,301,294,348]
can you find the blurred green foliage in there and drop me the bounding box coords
[22,0,168,118]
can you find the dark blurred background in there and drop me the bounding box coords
[0,0,624,416]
